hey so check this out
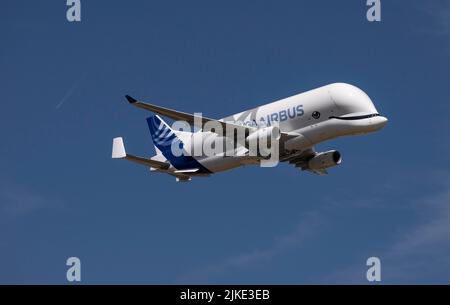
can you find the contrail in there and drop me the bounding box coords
[55,82,78,109]
[55,73,86,109]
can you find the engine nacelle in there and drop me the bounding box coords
[246,126,281,146]
[308,150,342,170]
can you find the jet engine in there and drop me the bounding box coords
[308,150,342,170]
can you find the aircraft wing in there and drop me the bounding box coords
[125,95,251,134]
[125,95,298,142]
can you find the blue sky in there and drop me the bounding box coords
[1,0,450,284]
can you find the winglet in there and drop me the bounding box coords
[112,137,127,159]
[125,95,137,104]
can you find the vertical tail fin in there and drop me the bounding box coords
[146,115,211,173]
[147,115,171,162]
[147,115,178,148]
[146,115,183,164]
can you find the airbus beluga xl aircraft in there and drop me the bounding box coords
[112,83,387,182]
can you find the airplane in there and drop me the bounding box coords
[112,83,388,182]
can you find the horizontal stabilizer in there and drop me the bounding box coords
[112,137,170,170]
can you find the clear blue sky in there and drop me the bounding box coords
[1,0,450,284]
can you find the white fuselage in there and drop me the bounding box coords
[193,83,388,173]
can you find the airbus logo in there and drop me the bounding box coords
[241,105,304,127]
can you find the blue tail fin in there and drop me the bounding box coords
[147,115,177,148]
[146,115,211,173]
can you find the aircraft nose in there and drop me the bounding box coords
[372,116,388,130]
